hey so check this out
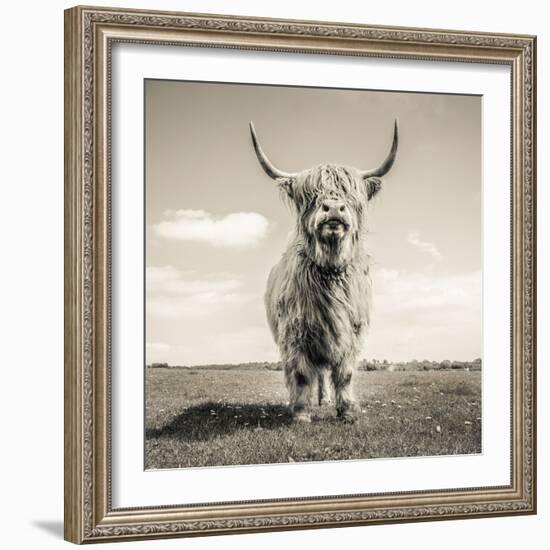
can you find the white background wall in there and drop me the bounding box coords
[0,1,546,548]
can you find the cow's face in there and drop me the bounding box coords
[314,194,354,245]
[249,120,398,268]
[291,166,366,268]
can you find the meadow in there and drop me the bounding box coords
[145,367,481,469]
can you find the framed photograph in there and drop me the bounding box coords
[64,5,537,544]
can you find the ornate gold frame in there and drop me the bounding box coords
[64,5,537,544]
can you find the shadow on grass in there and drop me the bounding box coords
[146,402,293,443]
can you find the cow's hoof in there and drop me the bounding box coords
[319,398,333,407]
[293,411,312,423]
[338,411,357,424]
[337,404,359,423]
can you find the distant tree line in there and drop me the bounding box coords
[147,359,481,371]
[147,361,284,370]
[357,358,482,372]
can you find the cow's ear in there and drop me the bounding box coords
[365,177,382,200]
[278,178,294,200]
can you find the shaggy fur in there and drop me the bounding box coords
[264,164,382,422]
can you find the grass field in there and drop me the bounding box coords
[145,368,481,469]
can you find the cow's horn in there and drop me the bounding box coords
[249,122,297,180]
[360,119,399,179]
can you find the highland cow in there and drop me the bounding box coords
[250,120,398,423]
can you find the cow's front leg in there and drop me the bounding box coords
[317,368,333,406]
[284,355,314,423]
[332,361,359,422]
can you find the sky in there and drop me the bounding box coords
[145,79,481,365]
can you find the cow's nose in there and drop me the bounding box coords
[321,199,346,216]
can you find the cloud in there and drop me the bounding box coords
[146,266,276,365]
[373,268,480,314]
[146,327,278,367]
[152,209,269,247]
[146,265,255,319]
[147,266,242,296]
[145,342,193,364]
[407,230,442,261]
[146,342,170,351]
[364,268,482,361]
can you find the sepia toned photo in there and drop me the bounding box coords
[144,79,482,470]
[64,9,536,541]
